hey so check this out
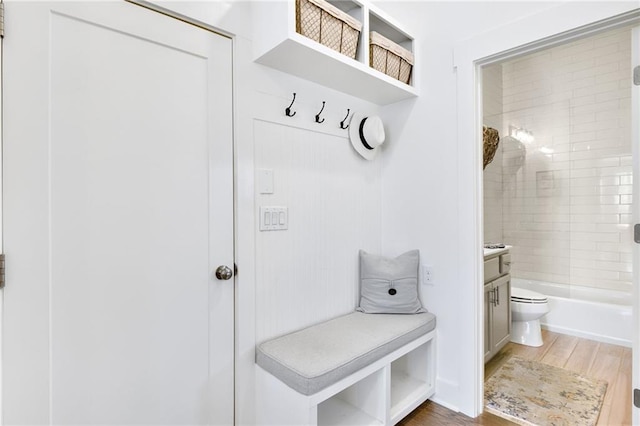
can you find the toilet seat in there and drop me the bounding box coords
[511,287,547,304]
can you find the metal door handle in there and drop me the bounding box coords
[215,265,233,280]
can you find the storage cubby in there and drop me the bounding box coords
[325,0,366,63]
[256,328,435,426]
[318,368,386,426]
[389,340,435,424]
[252,0,418,105]
[368,13,413,52]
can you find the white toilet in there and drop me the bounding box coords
[510,287,550,347]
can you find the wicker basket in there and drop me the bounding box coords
[483,126,500,170]
[296,0,362,59]
[369,31,414,84]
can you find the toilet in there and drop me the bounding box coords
[510,287,550,347]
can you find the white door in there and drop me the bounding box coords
[633,25,640,426]
[2,2,234,424]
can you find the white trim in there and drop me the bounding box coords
[631,24,640,426]
[454,3,640,418]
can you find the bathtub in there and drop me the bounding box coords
[511,278,632,348]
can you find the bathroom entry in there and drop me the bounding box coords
[2,2,235,424]
[480,22,639,424]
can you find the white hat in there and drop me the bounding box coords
[349,113,386,160]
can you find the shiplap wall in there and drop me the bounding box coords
[254,117,382,343]
[491,25,633,295]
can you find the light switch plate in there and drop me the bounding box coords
[257,169,274,194]
[259,206,288,231]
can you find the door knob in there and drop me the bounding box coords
[215,265,233,280]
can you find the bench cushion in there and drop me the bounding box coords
[256,311,436,395]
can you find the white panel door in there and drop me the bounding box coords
[2,2,234,424]
[632,25,640,426]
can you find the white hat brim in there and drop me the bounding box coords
[349,113,379,160]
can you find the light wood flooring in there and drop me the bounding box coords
[399,330,632,425]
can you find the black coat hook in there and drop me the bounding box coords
[315,101,326,123]
[340,108,351,129]
[285,93,297,117]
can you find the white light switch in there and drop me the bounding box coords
[259,206,288,231]
[257,169,274,194]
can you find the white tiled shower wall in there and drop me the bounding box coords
[483,64,503,244]
[483,26,632,296]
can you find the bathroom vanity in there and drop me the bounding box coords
[483,247,511,363]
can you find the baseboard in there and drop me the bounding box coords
[431,377,460,412]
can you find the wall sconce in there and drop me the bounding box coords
[510,125,534,144]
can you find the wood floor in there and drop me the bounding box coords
[399,330,632,425]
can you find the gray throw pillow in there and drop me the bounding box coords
[357,250,426,314]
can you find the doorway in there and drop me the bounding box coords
[473,12,640,424]
[2,2,234,424]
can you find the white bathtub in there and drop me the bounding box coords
[511,278,632,348]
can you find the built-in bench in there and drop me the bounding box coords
[255,311,437,426]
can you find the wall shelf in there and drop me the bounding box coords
[252,0,417,105]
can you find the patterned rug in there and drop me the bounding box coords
[485,357,608,426]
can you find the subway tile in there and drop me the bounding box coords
[566,75,596,91]
[569,213,620,223]
[568,276,631,292]
[570,249,620,262]
[597,165,632,176]
[570,231,620,243]
[573,80,619,98]
[597,242,632,253]
[620,155,632,166]
[570,168,597,178]
[497,28,631,292]
[595,50,628,66]
[600,185,632,196]
[571,112,596,125]
[570,195,620,205]
[570,222,596,232]
[620,214,633,226]
[596,109,622,122]
[570,267,619,280]
[571,157,620,169]
[571,99,619,116]
[620,194,632,204]
[571,258,631,273]
[595,223,631,233]
[593,29,630,47]
[620,252,632,263]
[569,176,620,187]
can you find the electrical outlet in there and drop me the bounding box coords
[422,265,434,285]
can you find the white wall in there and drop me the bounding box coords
[380,0,639,417]
[254,117,382,343]
[145,2,381,424]
[126,0,639,422]
[376,0,576,413]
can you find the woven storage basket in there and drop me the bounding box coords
[483,126,500,170]
[369,31,414,84]
[296,0,362,59]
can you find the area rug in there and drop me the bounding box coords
[484,357,608,426]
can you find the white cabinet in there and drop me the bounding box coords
[252,0,417,105]
[256,331,435,426]
[317,337,435,426]
[484,252,511,363]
